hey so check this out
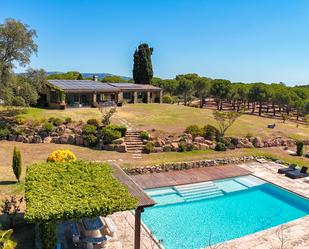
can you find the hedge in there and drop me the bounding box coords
[25,161,137,223]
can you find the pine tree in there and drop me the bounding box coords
[12,147,22,182]
[77,73,83,80]
[133,43,153,84]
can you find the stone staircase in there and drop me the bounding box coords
[125,131,145,154]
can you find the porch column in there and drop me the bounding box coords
[117,92,123,103]
[159,90,163,104]
[146,91,151,103]
[92,92,97,106]
[133,91,138,104]
[134,207,144,249]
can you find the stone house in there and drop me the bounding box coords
[39,79,162,109]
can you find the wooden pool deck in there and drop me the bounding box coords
[131,165,251,189]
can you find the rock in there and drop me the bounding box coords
[68,135,75,144]
[58,135,69,144]
[209,144,216,150]
[73,127,83,135]
[32,135,42,143]
[153,147,164,153]
[38,130,49,138]
[228,143,236,150]
[204,140,214,146]
[305,153,309,158]
[43,136,52,143]
[252,137,264,148]
[16,135,24,142]
[75,135,84,146]
[195,143,209,150]
[8,134,17,141]
[194,136,205,143]
[163,144,172,152]
[22,136,30,143]
[50,132,58,137]
[51,137,59,143]
[155,138,165,147]
[113,138,125,144]
[103,144,115,151]
[171,142,179,151]
[56,124,66,133]
[115,143,127,153]
[27,135,34,143]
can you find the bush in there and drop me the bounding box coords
[179,141,187,152]
[53,118,64,126]
[143,142,154,154]
[246,132,253,140]
[203,125,220,141]
[83,134,98,146]
[140,131,149,140]
[47,150,77,163]
[12,96,26,106]
[40,221,56,249]
[12,127,24,136]
[215,142,227,151]
[82,124,97,135]
[87,118,100,127]
[185,125,203,138]
[100,127,122,145]
[64,117,72,124]
[296,141,304,156]
[162,94,174,104]
[43,122,55,133]
[14,116,26,125]
[106,125,127,137]
[12,147,22,182]
[0,128,10,139]
[0,229,17,249]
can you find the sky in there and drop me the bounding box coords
[1,0,309,85]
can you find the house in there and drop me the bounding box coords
[39,78,162,109]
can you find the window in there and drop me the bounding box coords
[50,91,60,103]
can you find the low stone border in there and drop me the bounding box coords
[123,156,257,175]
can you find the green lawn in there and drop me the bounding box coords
[115,104,309,139]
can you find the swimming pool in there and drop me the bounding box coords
[142,175,309,249]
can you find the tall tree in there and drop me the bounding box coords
[194,77,211,108]
[210,79,231,110]
[133,43,153,84]
[177,78,193,106]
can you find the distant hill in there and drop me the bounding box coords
[46,72,131,81]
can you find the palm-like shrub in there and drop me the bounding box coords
[47,150,77,163]
[296,141,304,156]
[0,229,17,249]
[12,147,22,182]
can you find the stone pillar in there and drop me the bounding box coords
[159,90,163,104]
[133,91,138,104]
[117,92,123,103]
[146,91,151,103]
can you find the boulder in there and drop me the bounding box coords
[113,138,125,145]
[73,127,83,135]
[8,134,17,141]
[204,140,214,146]
[209,144,217,150]
[152,147,164,153]
[43,136,52,143]
[163,144,172,152]
[194,136,205,143]
[155,138,165,147]
[103,144,115,151]
[51,137,60,143]
[56,124,66,133]
[195,143,209,150]
[228,143,236,150]
[23,136,30,143]
[115,143,127,153]
[50,132,58,137]
[16,135,24,142]
[171,142,179,151]
[75,135,84,146]
[27,135,34,143]
[68,135,76,144]
[58,135,69,144]
[32,135,42,143]
[252,137,264,148]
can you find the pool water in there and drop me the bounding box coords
[142,175,309,249]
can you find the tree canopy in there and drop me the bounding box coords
[133,43,153,84]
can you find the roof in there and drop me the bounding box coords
[47,80,119,93]
[112,164,156,208]
[47,80,161,93]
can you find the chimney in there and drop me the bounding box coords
[93,75,98,82]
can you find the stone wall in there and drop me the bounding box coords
[123,156,256,175]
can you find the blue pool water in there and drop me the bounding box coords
[142,176,309,249]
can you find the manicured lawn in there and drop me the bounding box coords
[1,141,308,198]
[115,104,309,139]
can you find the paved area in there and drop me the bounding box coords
[131,165,251,189]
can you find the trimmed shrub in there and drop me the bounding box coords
[203,125,220,141]
[106,125,127,137]
[162,94,174,104]
[87,118,100,127]
[83,134,98,146]
[43,122,55,133]
[53,118,64,126]
[64,117,72,124]
[296,141,304,156]
[82,124,97,135]
[215,142,227,151]
[14,116,26,125]
[185,125,203,138]
[140,131,149,140]
[100,127,122,145]
[0,128,10,139]
[143,142,154,154]
[47,150,77,163]
[12,147,22,182]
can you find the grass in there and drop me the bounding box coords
[115,104,309,139]
[1,141,308,198]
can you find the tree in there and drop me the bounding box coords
[77,73,83,80]
[213,110,242,137]
[177,78,193,106]
[102,75,127,83]
[12,147,22,182]
[210,79,231,110]
[194,77,211,108]
[248,83,269,116]
[133,43,153,84]
[0,18,37,103]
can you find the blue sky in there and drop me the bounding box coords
[1,0,309,85]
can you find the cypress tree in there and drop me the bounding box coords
[133,43,153,84]
[77,73,83,80]
[12,146,22,182]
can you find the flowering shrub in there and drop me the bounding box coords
[47,150,77,163]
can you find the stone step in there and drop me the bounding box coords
[126,142,144,145]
